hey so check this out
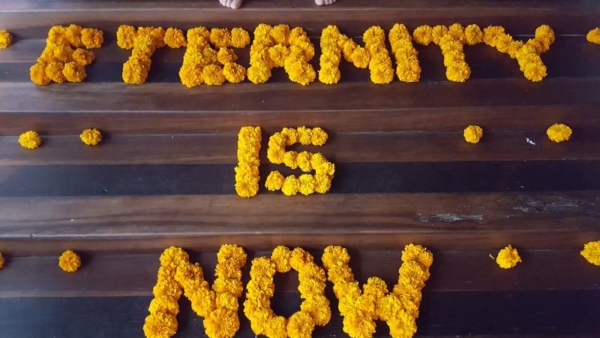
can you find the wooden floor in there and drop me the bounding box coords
[0,0,599,337]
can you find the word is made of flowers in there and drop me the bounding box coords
[144,244,433,338]
[235,126,335,198]
[30,23,558,86]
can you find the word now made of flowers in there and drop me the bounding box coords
[145,244,433,338]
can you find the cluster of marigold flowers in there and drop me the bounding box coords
[483,24,555,82]
[244,246,331,338]
[247,24,316,85]
[180,27,250,87]
[234,126,262,198]
[265,127,335,196]
[174,245,247,338]
[414,24,483,82]
[322,244,433,338]
[389,24,421,82]
[117,25,170,84]
[30,24,103,85]
[319,25,394,84]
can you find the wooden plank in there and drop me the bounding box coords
[1,0,599,37]
[2,130,600,166]
[1,160,600,196]
[0,250,598,298]
[0,192,598,253]
[0,104,597,135]
[0,290,598,337]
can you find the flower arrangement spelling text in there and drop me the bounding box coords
[265,127,335,196]
[244,246,331,338]
[322,244,433,338]
[247,24,316,85]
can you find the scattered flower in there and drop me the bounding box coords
[58,250,81,272]
[0,30,12,49]
[587,28,600,44]
[80,128,102,146]
[463,125,483,144]
[546,123,572,143]
[18,131,42,149]
[581,241,600,266]
[494,245,522,269]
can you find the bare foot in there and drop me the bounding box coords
[315,0,336,5]
[219,0,243,9]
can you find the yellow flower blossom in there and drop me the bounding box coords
[63,61,86,82]
[0,30,12,49]
[494,245,522,269]
[80,128,102,146]
[587,28,600,44]
[463,125,483,144]
[45,62,66,83]
[581,241,600,266]
[210,28,232,48]
[18,131,42,149]
[81,28,103,49]
[235,126,261,198]
[231,28,250,48]
[72,49,95,66]
[265,171,285,191]
[202,64,226,85]
[164,28,187,48]
[58,250,81,272]
[546,123,572,143]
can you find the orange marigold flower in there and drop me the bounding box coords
[72,48,95,66]
[0,252,4,269]
[80,128,102,146]
[0,30,12,49]
[217,48,238,64]
[231,28,250,48]
[63,61,86,82]
[265,171,285,191]
[546,123,572,143]
[223,62,246,83]
[210,28,232,48]
[164,27,187,48]
[117,25,137,49]
[45,62,67,83]
[81,28,104,49]
[587,28,600,44]
[581,241,600,266]
[463,125,483,144]
[281,175,301,196]
[18,131,42,149]
[202,64,226,86]
[30,62,51,85]
[58,250,82,272]
[494,245,522,269]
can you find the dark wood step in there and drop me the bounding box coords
[1,192,598,254]
[3,130,600,165]
[0,250,597,297]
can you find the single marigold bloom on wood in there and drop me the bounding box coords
[59,250,82,272]
[546,123,572,143]
[18,131,42,149]
[0,30,12,49]
[463,125,483,144]
[588,28,600,44]
[81,28,104,49]
[80,128,102,146]
[494,245,521,269]
[30,62,51,85]
[581,241,600,266]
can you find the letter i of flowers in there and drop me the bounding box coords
[235,126,262,198]
[265,127,335,196]
[244,246,331,338]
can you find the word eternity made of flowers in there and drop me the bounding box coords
[31,24,561,86]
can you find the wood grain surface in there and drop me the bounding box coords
[0,0,599,337]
